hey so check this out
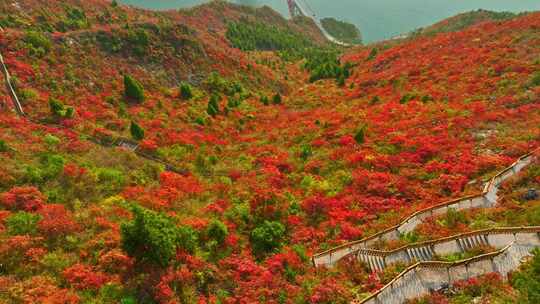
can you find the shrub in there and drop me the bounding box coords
[526,205,540,226]
[24,153,66,184]
[5,212,41,235]
[126,28,149,56]
[57,7,89,32]
[121,205,198,267]
[24,31,51,57]
[250,220,286,255]
[206,219,228,245]
[0,186,45,211]
[63,263,108,290]
[260,95,270,105]
[444,208,467,228]
[44,134,61,148]
[96,167,125,195]
[38,204,79,238]
[354,124,367,144]
[530,71,540,87]
[272,93,282,105]
[49,98,75,119]
[207,94,220,117]
[130,121,145,141]
[0,139,8,152]
[179,82,193,100]
[511,248,540,303]
[123,75,145,103]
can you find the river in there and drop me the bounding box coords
[120,0,540,42]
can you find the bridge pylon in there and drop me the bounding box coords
[287,0,303,18]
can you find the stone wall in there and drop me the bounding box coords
[312,150,537,267]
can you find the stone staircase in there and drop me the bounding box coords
[312,149,537,268]
[355,227,540,273]
[309,149,540,303]
[357,239,540,304]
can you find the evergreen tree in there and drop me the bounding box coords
[121,205,198,267]
[49,98,74,119]
[354,124,367,145]
[207,94,220,117]
[180,82,193,100]
[206,219,228,245]
[124,75,145,103]
[250,220,286,255]
[130,121,145,141]
[260,95,270,105]
[272,93,282,105]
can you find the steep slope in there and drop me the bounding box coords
[1,2,540,304]
[410,9,520,38]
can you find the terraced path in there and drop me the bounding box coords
[313,149,540,303]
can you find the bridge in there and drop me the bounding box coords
[286,0,350,46]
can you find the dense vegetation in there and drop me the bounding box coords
[410,9,519,37]
[226,20,313,54]
[0,1,540,303]
[321,17,362,45]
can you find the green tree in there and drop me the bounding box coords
[272,93,282,105]
[49,98,74,119]
[130,121,144,141]
[354,124,367,145]
[124,75,145,103]
[250,220,286,255]
[260,95,270,105]
[0,140,8,152]
[207,94,220,117]
[206,219,228,245]
[121,205,198,267]
[179,82,193,100]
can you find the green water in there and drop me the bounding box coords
[120,0,540,42]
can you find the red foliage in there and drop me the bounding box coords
[19,276,80,304]
[154,266,194,303]
[309,277,351,303]
[98,249,134,273]
[63,263,110,290]
[37,204,79,237]
[0,186,45,211]
[63,163,87,179]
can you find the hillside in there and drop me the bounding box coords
[321,17,362,45]
[1,1,540,303]
[410,9,520,38]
